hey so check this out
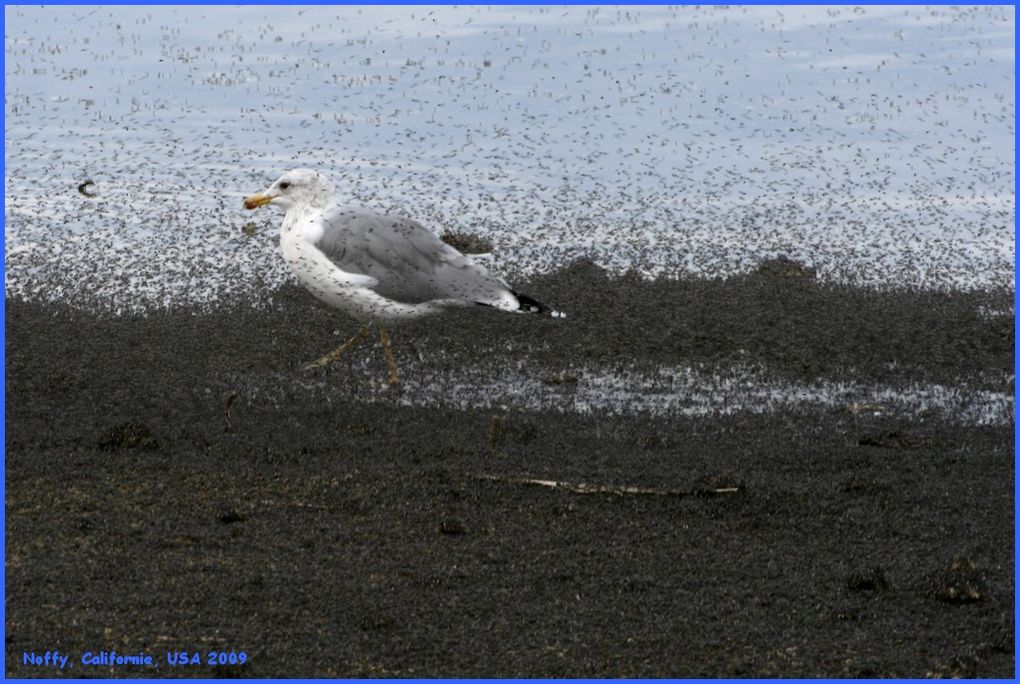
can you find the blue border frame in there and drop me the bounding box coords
[1,2,1016,681]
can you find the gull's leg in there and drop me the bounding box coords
[377,324,400,386]
[304,325,371,370]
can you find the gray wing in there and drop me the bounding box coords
[314,207,517,308]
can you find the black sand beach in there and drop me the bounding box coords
[5,263,1014,677]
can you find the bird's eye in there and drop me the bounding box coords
[279,182,290,190]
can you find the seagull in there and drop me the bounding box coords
[243,168,564,385]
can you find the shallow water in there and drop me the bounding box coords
[4,5,1015,312]
[233,360,1014,427]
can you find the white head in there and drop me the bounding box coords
[243,168,336,212]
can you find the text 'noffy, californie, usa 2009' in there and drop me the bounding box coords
[22,649,248,670]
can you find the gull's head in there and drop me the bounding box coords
[243,168,335,212]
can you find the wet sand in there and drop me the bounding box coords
[5,263,1014,677]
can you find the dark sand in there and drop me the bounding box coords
[5,262,1014,677]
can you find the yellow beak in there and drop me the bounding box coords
[243,193,273,210]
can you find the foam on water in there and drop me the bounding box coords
[4,6,1015,312]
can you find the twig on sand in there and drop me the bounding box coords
[476,474,741,497]
[223,389,237,433]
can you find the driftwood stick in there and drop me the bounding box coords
[476,474,741,497]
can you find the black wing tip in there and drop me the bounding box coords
[513,292,567,319]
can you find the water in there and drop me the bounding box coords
[4,6,1013,422]
[5,5,1014,312]
[232,361,1014,427]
